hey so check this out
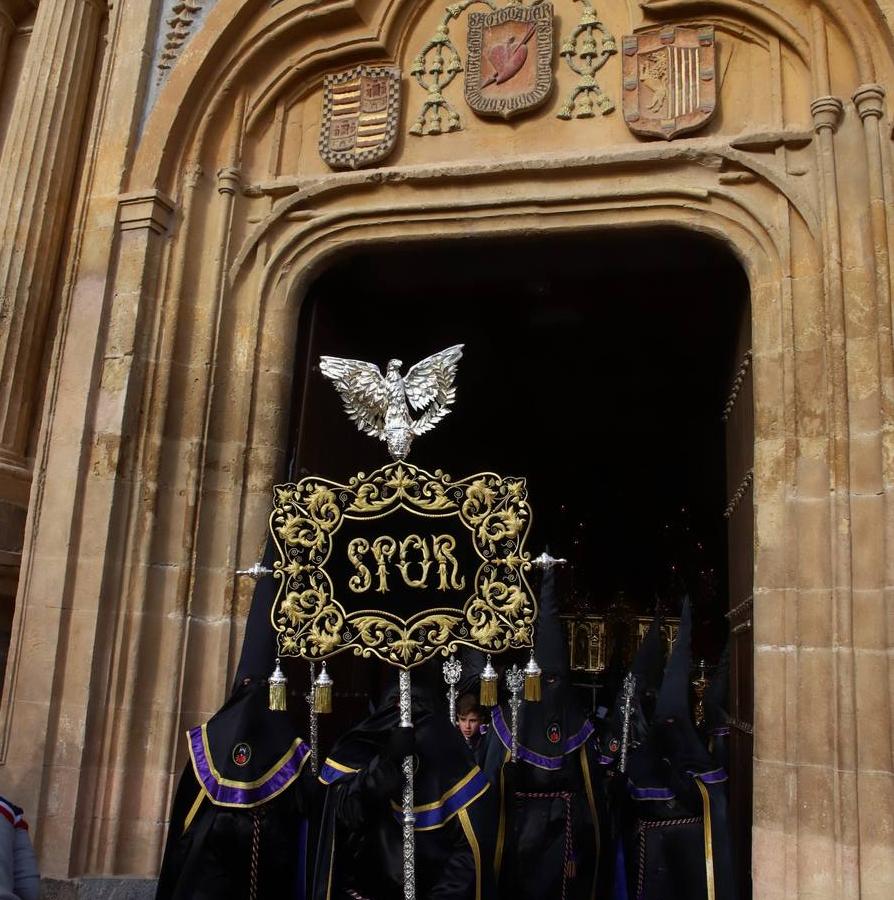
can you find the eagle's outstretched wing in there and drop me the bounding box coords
[403,344,464,436]
[319,356,387,437]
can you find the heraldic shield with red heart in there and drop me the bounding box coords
[465,3,554,120]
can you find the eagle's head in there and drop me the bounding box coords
[386,359,403,375]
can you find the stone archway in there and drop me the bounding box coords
[0,1,891,897]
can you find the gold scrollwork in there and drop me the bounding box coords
[269,461,536,668]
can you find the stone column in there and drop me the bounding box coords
[0,0,105,483]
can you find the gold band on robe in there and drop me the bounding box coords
[494,747,510,875]
[694,778,716,900]
[182,790,205,834]
[580,746,599,900]
[458,808,482,900]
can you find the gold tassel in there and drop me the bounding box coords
[269,658,287,711]
[480,654,498,707]
[314,662,333,714]
[524,652,542,702]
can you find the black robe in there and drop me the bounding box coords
[484,702,600,900]
[314,674,497,900]
[621,723,735,900]
[156,681,316,900]
[615,601,736,900]
[482,562,601,900]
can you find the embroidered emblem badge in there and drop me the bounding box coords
[547,722,562,744]
[232,742,252,767]
[622,25,717,140]
[320,66,401,169]
[465,3,554,119]
[609,737,620,754]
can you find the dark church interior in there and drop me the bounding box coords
[289,227,747,682]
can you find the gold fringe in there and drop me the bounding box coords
[314,682,332,714]
[269,680,287,712]
[524,672,541,702]
[480,676,498,707]
[269,657,288,711]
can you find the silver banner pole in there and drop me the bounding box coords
[308,661,319,776]
[619,673,637,774]
[506,664,524,763]
[443,654,462,723]
[399,668,416,900]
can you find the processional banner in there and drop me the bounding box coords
[269,461,536,669]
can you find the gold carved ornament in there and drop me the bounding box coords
[268,462,537,669]
[556,0,616,120]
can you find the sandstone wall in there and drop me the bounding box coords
[0,1,892,896]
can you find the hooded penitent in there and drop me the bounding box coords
[156,538,316,900]
[484,564,600,900]
[620,598,737,900]
[595,614,667,772]
[313,662,497,900]
[592,614,668,899]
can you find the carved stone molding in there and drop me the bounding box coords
[810,95,844,133]
[556,0,616,120]
[722,349,752,422]
[157,0,204,80]
[726,595,753,624]
[853,83,885,120]
[217,166,241,196]
[724,469,753,519]
[117,191,176,234]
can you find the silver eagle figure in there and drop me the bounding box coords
[319,345,464,460]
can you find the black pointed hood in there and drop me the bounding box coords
[534,562,568,679]
[493,561,593,770]
[183,534,309,808]
[626,601,737,900]
[457,645,487,695]
[654,597,692,722]
[651,597,715,777]
[627,598,711,798]
[234,536,280,686]
[606,615,666,751]
[632,615,665,695]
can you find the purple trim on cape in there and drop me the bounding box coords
[597,754,616,766]
[188,727,309,807]
[392,769,490,829]
[628,783,676,801]
[492,707,595,770]
[319,761,355,785]
[690,767,728,784]
[709,726,731,737]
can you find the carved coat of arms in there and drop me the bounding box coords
[320,66,401,169]
[622,26,716,139]
[465,3,553,119]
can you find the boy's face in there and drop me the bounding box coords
[458,711,482,740]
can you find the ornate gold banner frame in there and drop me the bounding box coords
[269,461,536,668]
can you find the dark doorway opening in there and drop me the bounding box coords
[291,228,745,630]
[286,227,752,893]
